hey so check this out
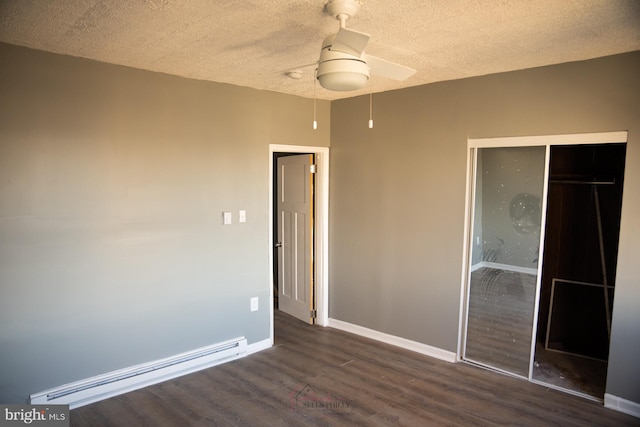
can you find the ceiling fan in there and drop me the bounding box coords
[313,0,416,91]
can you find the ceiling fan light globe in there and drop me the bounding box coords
[318,71,368,91]
[317,59,369,91]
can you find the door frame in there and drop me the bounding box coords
[269,145,330,342]
[457,131,628,379]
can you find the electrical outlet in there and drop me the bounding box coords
[250,297,259,312]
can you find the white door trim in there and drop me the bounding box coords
[468,131,627,148]
[269,145,330,343]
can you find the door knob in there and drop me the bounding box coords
[275,242,283,248]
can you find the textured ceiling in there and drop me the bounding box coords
[1,0,639,100]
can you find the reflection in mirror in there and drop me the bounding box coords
[466,268,537,376]
[464,146,546,377]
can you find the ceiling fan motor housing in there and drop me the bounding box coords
[317,34,370,91]
[326,0,361,23]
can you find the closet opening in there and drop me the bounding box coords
[532,143,626,399]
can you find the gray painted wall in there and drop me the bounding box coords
[1,41,638,407]
[0,43,330,403]
[330,52,640,403]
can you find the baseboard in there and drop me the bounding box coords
[247,338,272,355]
[476,261,538,276]
[470,262,484,272]
[30,336,272,409]
[327,318,457,363]
[604,393,640,418]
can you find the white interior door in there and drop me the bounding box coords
[277,154,314,324]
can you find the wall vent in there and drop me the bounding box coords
[30,337,247,409]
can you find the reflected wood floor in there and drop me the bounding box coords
[71,310,638,426]
[466,267,537,377]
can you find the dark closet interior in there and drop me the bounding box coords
[534,143,626,398]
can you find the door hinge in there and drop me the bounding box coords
[310,310,317,319]
[310,164,316,174]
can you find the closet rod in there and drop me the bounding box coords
[549,179,615,186]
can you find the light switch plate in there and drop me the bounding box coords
[250,297,259,312]
[239,210,246,223]
[223,211,232,225]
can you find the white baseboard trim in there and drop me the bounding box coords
[247,338,272,355]
[476,261,538,276]
[30,336,272,410]
[604,393,640,418]
[470,262,484,272]
[327,318,457,363]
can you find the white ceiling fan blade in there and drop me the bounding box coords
[278,62,317,72]
[331,28,370,56]
[364,54,416,81]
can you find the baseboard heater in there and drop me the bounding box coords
[30,337,247,409]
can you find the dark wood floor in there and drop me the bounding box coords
[71,310,638,426]
[533,344,607,398]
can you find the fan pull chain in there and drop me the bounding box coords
[313,69,318,130]
[368,93,374,128]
